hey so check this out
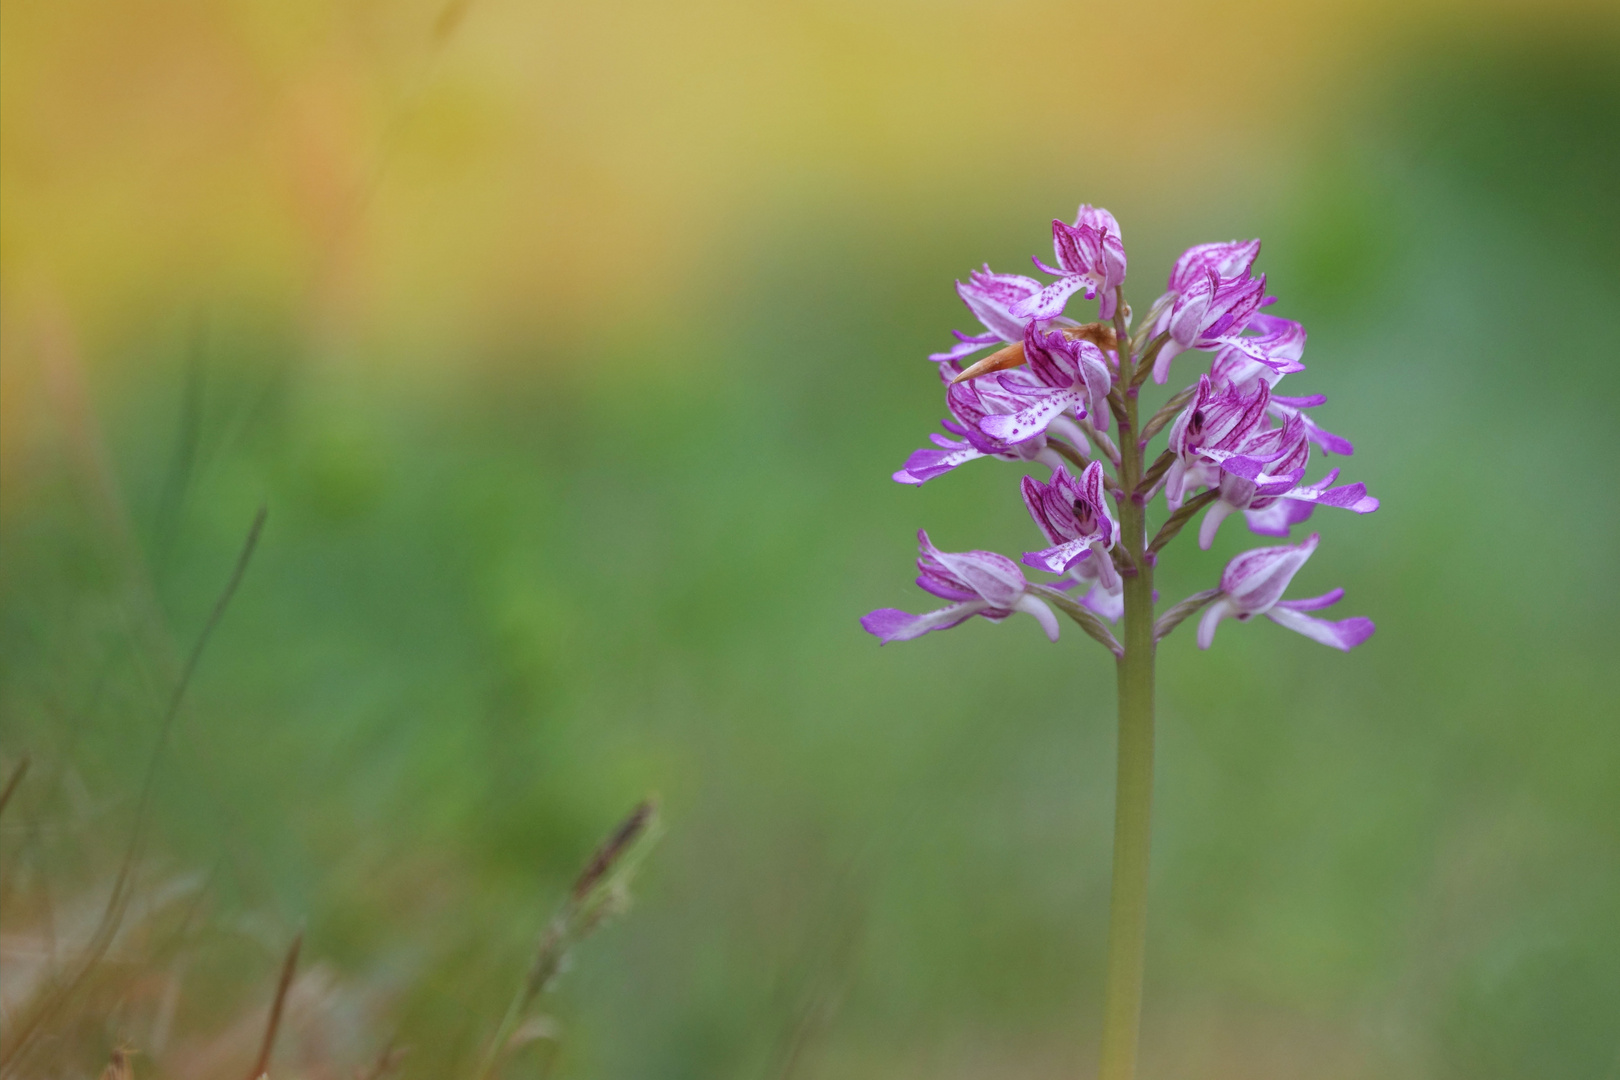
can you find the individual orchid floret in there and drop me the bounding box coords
[1196,533,1375,651]
[1162,375,1273,508]
[1150,269,1269,384]
[1011,205,1128,322]
[1195,416,1379,548]
[862,530,1060,643]
[1144,239,1260,333]
[930,266,1055,362]
[894,363,1069,485]
[1020,461,1122,590]
[976,323,1114,446]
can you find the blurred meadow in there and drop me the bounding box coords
[3,0,1620,1076]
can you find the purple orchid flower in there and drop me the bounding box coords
[930,266,1056,363]
[1011,205,1129,322]
[894,363,1071,485]
[1150,269,1270,384]
[976,323,1114,446]
[1147,240,1260,331]
[862,530,1060,643]
[1143,240,1266,385]
[1196,533,1375,651]
[1020,461,1122,585]
[1162,375,1274,508]
[1195,415,1379,548]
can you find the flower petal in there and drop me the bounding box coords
[894,444,986,485]
[1079,580,1124,622]
[1198,499,1238,550]
[1273,587,1344,612]
[861,601,989,643]
[1013,593,1061,642]
[1021,539,1090,576]
[1265,607,1376,651]
[1196,597,1237,649]
[1219,533,1320,614]
[1011,275,1089,322]
[978,387,1088,444]
[958,269,1044,341]
[928,335,1000,363]
[1243,498,1316,536]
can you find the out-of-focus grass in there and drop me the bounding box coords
[3,31,1620,1080]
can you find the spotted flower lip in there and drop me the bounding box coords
[861,530,1059,643]
[976,323,1114,446]
[1020,461,1122,584]
[894,363,1065,485]
[1196,533,1375,651]
[1010,204,1128,322]
[929,266,1056,363]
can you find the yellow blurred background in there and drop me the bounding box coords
[6,0,1613,358]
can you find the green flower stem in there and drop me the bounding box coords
[1098,288,1155,1080]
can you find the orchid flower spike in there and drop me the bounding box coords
[1012,204,1129,322]
[1021,461,1122,586]
[862,530,1060,643]
[930,265,1057,363]
[1197,533,1375,651]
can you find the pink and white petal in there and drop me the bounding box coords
[893,445,985,485]
[933,547,1028,608]
[1273,587,1345,612]
[1220,533,1320,611]
[1151,339,1189,384]
[1089,539,1120,589]
[1012,594,1061,642]
[959,272,1044,340]
[1021,539,1089,576]
[1298,414,1355,456]
[929,336,999,362]
[1079,581,1124,623]
[1308,482,1376,511]
[978,388,1088,444]
[1265,607,1375,651]
[861,601,989,643]
[1196,598,1237,649]
[1010,276,1088,321]
[1198,500,1238,550]
[1243,498,1316,536]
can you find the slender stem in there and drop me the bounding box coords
[1098,286,1155,1080]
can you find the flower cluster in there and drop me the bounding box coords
[865,204,1376,653]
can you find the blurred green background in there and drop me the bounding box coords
[3,1,1619,1076]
